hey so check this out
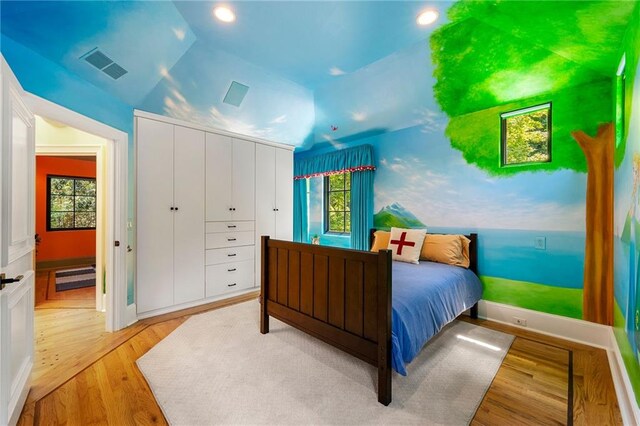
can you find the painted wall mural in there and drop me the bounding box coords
[613,4,640,405]
[301,0,636,326]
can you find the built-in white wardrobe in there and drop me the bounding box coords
[135,111,293,317]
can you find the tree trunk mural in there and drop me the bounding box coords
[572,123,614,325]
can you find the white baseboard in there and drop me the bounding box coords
[478,300,639,424]
[607,329,640,426]
[478,300,611,348]
[136,288,258,320]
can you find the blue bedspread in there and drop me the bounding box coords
[391,261,483,375]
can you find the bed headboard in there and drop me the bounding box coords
[368,229,478,275]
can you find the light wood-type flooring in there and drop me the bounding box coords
[19,294,621,425]
[35,268,96,309]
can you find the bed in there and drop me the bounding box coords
[259,231,482,405]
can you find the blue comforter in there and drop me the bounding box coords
[391,261,483,375]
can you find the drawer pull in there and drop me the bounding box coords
[227,225,237,228]
[227,253,237,257]
[227,268,237,272]
[227,238,237,242]
[228,283,237,287]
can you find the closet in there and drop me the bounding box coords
[255,144,293,283]
[135,111,293,317]
[136,119,205,313]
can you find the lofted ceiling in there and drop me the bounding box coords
[0,0,451,102]
[0,0,636,125]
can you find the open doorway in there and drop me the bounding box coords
[35,153,100,310]
[26,92,132,333]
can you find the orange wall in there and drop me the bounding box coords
[36,156,96,261]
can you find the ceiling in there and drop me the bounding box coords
[0,0,450,101]
[173,1,451,88]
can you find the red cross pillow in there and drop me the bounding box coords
[387,227,426,264]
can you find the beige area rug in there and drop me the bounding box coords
[137,301,514,425]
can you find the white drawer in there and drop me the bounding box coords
[206,260,254,297]
[206,231,254,249]
[206,246,254,265]
[206,221,255,233]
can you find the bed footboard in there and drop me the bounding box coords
[260,236,393,405]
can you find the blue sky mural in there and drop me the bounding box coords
[140,40,314,146]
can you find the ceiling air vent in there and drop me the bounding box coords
[81,48,128,80]
[223,81,249,107]
[102,63,128,80]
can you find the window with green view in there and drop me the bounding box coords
[47,175,97,231]
[501,103,551,166]
[324,172,350,234]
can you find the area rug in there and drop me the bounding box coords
[137,301,514,425]
[55,266,96,292]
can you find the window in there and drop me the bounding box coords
[616,55,626,147]
[324,172,350,234]
[47,175,97,231]
[501,103,551,166]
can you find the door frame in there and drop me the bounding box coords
[26,93,130,331]
[35,145,107,313]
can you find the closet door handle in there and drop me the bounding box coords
[227,238,237,242]
[175,207,179,211]
[228,207,233,211]
[227,253,237,257]
[228,283,237,287]
[170,207,175,211]
[227,225,237,229]
[227,268,237,272]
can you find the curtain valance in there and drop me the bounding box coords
[294,144,376,180]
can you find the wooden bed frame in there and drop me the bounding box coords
[259,231,479,405]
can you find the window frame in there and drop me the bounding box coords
[500,102,552,167]
[46,174,97,232]
[323,172,351,235]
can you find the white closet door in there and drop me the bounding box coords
[173,126,205,305]
[136,118,174,313]
[275,148,293,241]
[255,144,276,240]
[205,133,233,221]
[232,138,255,221]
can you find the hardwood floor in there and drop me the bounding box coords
[35,269,95,309]
[19,298,622,425]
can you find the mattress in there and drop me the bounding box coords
[391,260,483,375]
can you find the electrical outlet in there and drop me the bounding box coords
[534,236,546,250]
[513,317,527,327]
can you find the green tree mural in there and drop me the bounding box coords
[430,0,635,176]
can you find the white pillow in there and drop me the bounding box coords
[387,227,427,264]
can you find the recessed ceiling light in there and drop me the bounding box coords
[417,9,438,26]
[213,6,235,23]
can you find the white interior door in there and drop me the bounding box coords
[275,148,293,241]
[173,126,205,305]
[0,56,35,426]
[136,117,174,313]
[205,133,233,221]
[231,138,255,221]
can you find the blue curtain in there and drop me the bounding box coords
[293,178,308,242]
[350,170,374,250]
[294,144,375,250]
[294,144,375,179]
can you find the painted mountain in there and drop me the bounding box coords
[373,203,426,229]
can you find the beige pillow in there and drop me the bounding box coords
[420,234,470,268]
[387,227,426,264]
[371,230,391,252]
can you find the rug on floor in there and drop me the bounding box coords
[55,266,96,292]
[137,301,514,425]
